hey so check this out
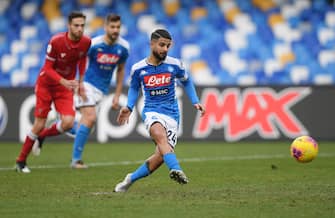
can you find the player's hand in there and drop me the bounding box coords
[111,95,120,110]
[78,82,87,102]
[117,107,131,125]
[194,103,206,117]
[60,78,78,91]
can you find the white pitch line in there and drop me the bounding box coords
[1,153,334,172]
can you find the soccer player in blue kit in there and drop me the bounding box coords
[33,14,129,168]
[70,14,129,168]
[114,29,205,192]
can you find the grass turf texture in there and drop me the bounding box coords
[0,141,334,218]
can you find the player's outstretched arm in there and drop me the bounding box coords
[117,107,132,125]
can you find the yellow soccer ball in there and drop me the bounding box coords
[290,136,318,163]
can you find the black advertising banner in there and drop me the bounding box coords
[0,86,334,142]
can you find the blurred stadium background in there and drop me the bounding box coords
[1,0,335,87]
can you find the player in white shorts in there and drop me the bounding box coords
[144,112,179,147]
[68,14,129,168]
[114,29,205,192]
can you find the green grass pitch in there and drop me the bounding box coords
[0,141,334,218]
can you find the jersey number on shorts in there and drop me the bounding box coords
[167,130,176,145]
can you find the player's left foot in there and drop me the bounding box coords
[32,137,45,156]
[114,173,132,192]
[70,160,88,169]
[169,169,189,184]
[15,161,31,173]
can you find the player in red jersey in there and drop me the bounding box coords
[15,11,91,173]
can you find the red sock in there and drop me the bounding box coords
[39,123,61,138]
[16,136,35,162]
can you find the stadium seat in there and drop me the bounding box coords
[224,29,248,51]
[281,4,299,20]
[189,60,219,85]
[237,74,257,85]
[1,54,18,74]
[1,0,335,86]
[314,73,333,85]
[317,27,335,47]
[21,2,38,21]
[0,0,10,15]
[181,44,201,61]
[264,59,283,78]
[163,0,180,17]
[268,14,284,27]
[131,1,147,15]
[318,50,335,68]
[22,54,39,71]
[89,17,104,33]
[137,15,166,36]
[290,65,310,84]
[41,0,62,22]
[272,22,302,43]
[20,26,37,40]
[325,11,335,27]
[233,14,256,35]
[10,68,28,87]
[10,40,27,55]
[49,17,66,34]
[190,7,207,21]
[220,52,247,76]
[273,43,295,65]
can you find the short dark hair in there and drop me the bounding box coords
[151,29,172,41]
[105,14,121,23]
[68,11,86,23]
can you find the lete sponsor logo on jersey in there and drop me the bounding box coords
[144,73,172,88]
[97,53,120,64]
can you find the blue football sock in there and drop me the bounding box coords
[130,162,150,182]
[163,153,182,171]
[68,120,78,135]
[72,124,90,162]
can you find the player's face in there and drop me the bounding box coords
[68,17,85,41]
[151,38,171,61]
[105,20,121,41]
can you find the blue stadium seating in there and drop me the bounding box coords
[0,0,334,87]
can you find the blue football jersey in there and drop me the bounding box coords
[84,35,129,94]
[127,56,199,123]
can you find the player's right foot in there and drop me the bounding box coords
[114,173,132,192]
[169,169,189,184]
[70,160,88,169]
[32,137,45,156]
[15,161,31,173]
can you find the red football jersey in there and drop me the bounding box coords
[38,32,91,85]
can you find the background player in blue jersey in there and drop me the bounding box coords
[70,14,129,168]
[114,29,205,192]
[33,14,129,168]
